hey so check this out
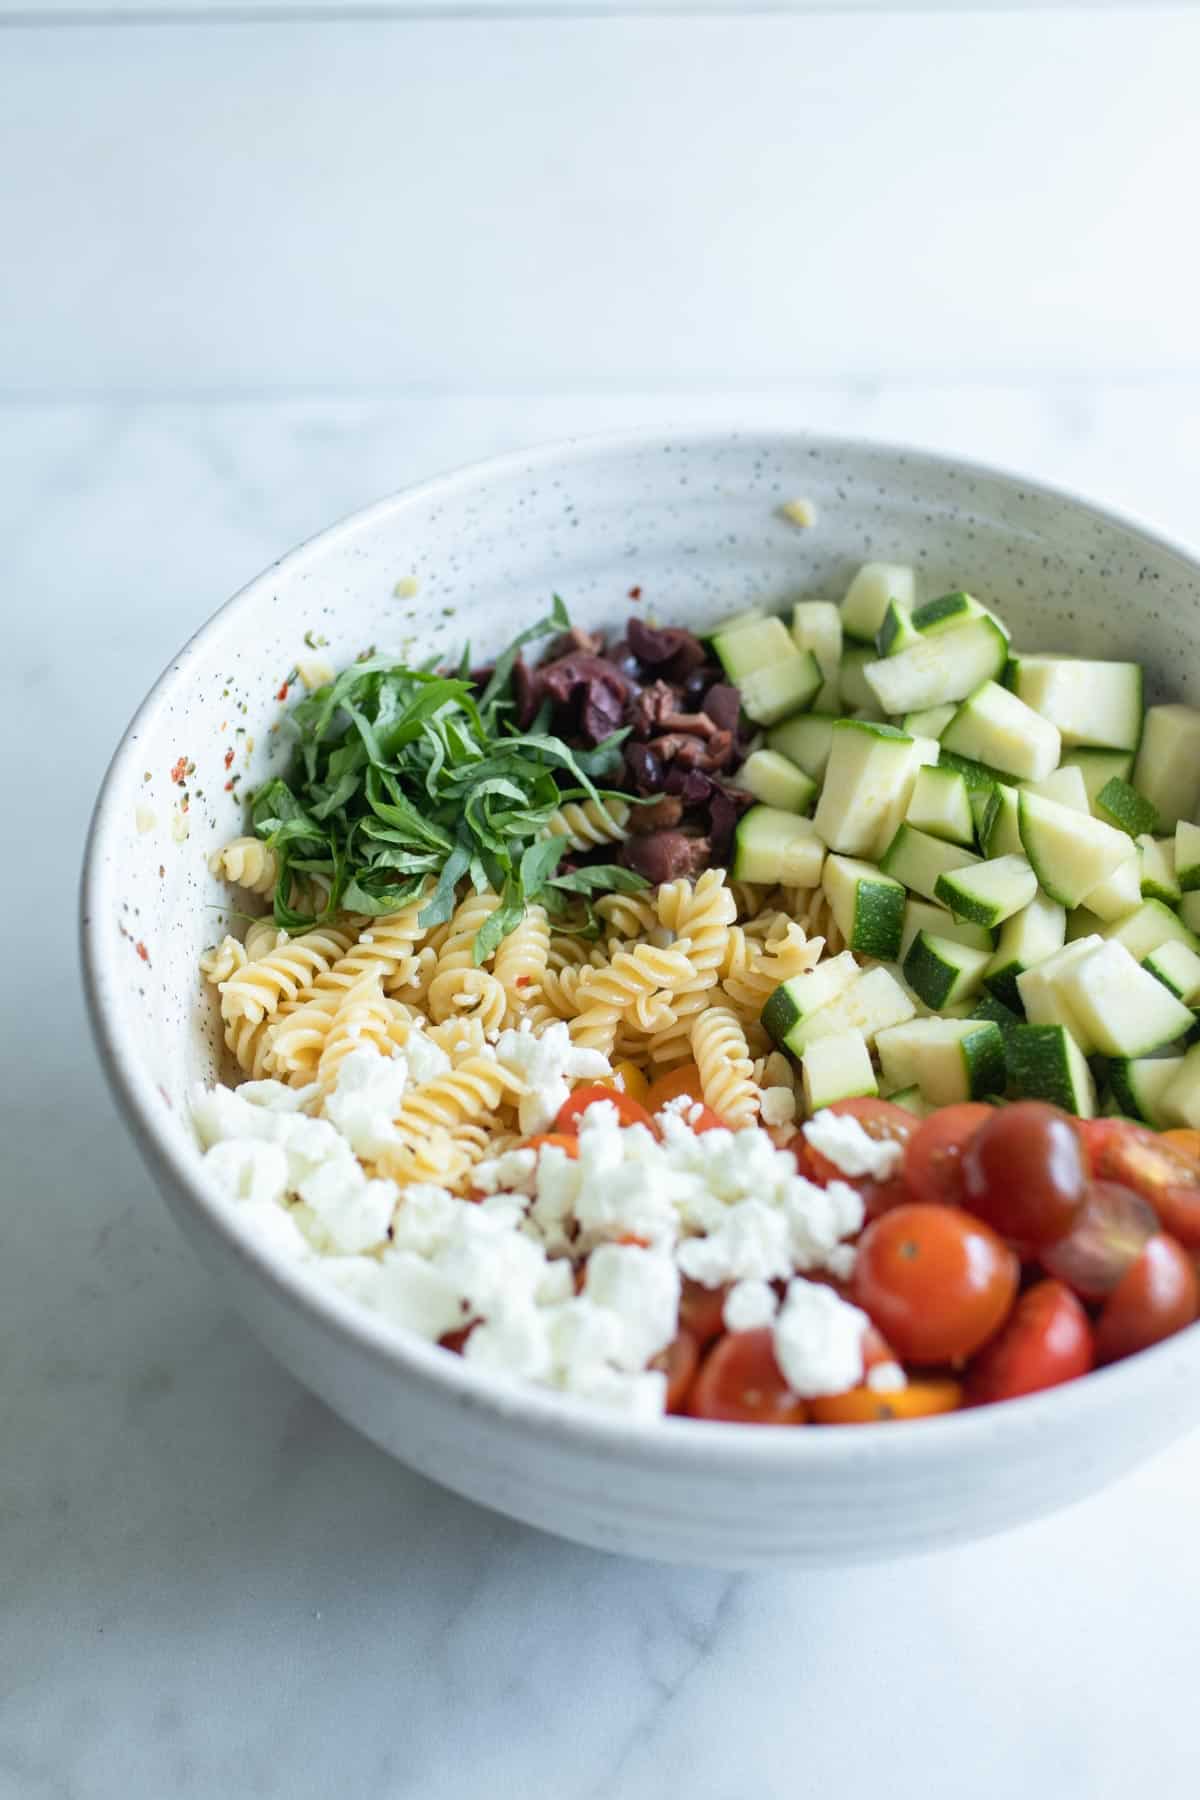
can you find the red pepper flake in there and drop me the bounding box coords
[135,940,150,964]
[628,586,642,601]
[515,974,531,987]
[223,747,235,770]
[170,756,188,785]
[276,680,290,702]
[223,779,234,791]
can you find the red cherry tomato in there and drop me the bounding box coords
[651,1329,701,1414]
[1082,1119,1200,1249]
[810,1378,962,1425]
[554,1085,657,1135]
[960,1102,1087,1252]
[804,1098,916,1214]
[966,1279,1094,1405]
[903,1103,993,1208]
[678,1278,729,1344]
[1094,1234,1199,1365]
[686,1329,809,1425]
[1040,1180,1159,1301]
[852,1202,1019,1364]
[522,1131,580,1159]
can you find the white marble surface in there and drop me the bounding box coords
[5,383,1200,1798]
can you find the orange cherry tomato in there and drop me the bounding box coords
[651,1328,701,1413]
[645,1062,706,1112]
[522,1131,580,1159]
[1082,1119,1200,1249]
[554,1085,657,1135]
[599,1059,650,1106]
[852,1202,1019,1364]
[687,1329,809,1425]
[1094,1233,1200,1365]
[966,1279,1094,1406]
[810,1378,962,1425]
[678,1278,730,1345]
[804,1096,916,1215]
[902,1103,992,1208]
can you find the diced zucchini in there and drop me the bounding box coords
[1095,777,1160,839]
[887,1084,935,1117]
[1053,939,1196,1057]
[971,992,1022,1033]
[1108,1055,1185,1127]
[902,930,992,1010]
[1078,850,1143,922]
[731,807,826,887]
[1059,747,1136,812]
[940,680,1061,782]
[1160,1044,1200,1129]
[1017,789,1132,908]
[737,650,823,726]
[766,712,838,780]
[1175,820,1200,893]
[839,643,879,712]
[768,965,917,1056]
[905,765,975,846]
[1133,704,1200,829]
[1067,906,1105,942]
[863,615,1009,716]
[1101,898,1200,962]
[1016,937,1105,1054]
[876,600,922,657]
[712,614,789,680]
[821,855,906,960]
[1143,939,1200,1006]
[1137,835,1180,905]
[1180,891,1200,936]
[879,824,980,903]
[902,704,957,739]
[791,602,843,711]
[812,720,921,859]
[983,891,1067,1011]
[876,1017,1005,1104]
[1006,655,1144,751]
[761,952,861,1044]
[737,749,817,814]
[1024,765,1090,813]
[1005,1024,1097,1117]
[911,591,1002,637]
[900,899,994,960]
[842,562,916,644]
[935,854,1038,930]
[800,1030,878,1112]
[980,784,1023,858]
[707,607,764,643]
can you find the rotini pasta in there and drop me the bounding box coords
[200,935,247,985]
[220,927,355,1026]
[427,891,505,1031]
[314,975,415,1097]
[209,836,279,897]
[645,869,738,1066]
[540,796,630,852]
[569,940,696,1054]
[721,920,824,1023]
[493,903,550,1027]
[691,1006,760,1130]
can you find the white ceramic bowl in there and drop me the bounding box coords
[82,429,1200,1568]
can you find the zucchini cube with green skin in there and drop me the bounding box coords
[1175,820,1200,892]
[900,898,994,960]
[875,1017,1005,1105]
[711,613,791,681]
[971,992,1022,1034]
[1095,777,1160,840]
[839,643,879,712]
[791,602,843,703]
[1160,1044,1200,1129]
[1100,898,1200,962]
[1133,704,1200,829]
[1005,1024,1097,1118]
[737,749,817,815]
[902,930,992,1010]
[766,712,838,781]
[732,807,826,887]
[940,680,1062,782]
[1108,1056,1185,1127]
[1024,765,1090,813]
[821,855,906,960]
[737,649,823,726]
[911,591,996,636]
[767,965,916,1056]
[980,784,1023,858]
[1016,937,1104,1054]
[934,854,1038,930]
[983,890,1067,1010]
[863,615,1009,716]
[1137,835,1180,905]
[1078,850,1143,922]
[1059,747,1136,813]
[1006,655,1144,751]
[1180,891,1200,935]
[1051,939,1196,1058]
[811,720,921,858]
[902,703,957,739]
[800,1030,878,1113]
[876,600,922,657]
[1017,788,1132,909]
[905,765,974,846]
[842,562,916,644]
[879,823,980,903]
[1144,938,1200,1005]
[760,951,862,1044]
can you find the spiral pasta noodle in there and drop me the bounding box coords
[220,927,354,1026]
[721,920,824,1024]
[209,836,279,898]
[569,941,696,1055]
[645,868,738,1066]
[594,890,658,943]
[200,935,247,985]
[391,1054,522,1145]
[313,974,413,1097]
[427,890,505,1030]
[493,903,550,1027]
[540,796,631,852]
[691,1006,760,1130]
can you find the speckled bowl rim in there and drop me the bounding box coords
[81,424,1200,1475]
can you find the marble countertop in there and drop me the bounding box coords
[7,384,1200,1800]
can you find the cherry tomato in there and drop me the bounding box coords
[966,1279,1094,1405]
[810,1378,962,1425]
[645,1063,706,1113]
[805,1098,916,1211]
[852,1202,1019,1364]
[681,1103,728,1134]
[604,1059,651,1105]
[678,1277,729,1344]
[1162,1128,1200,1162]
[651,1329,700,1413]
[554,1085,657,1135]
[960,1102,1087,1252]
[522,1131,580,1159]
[1039,1180,1158,1301]
[686,1329,809,1425]
[903,1103,993,1208]
[1082,1119,1200,1249]
[1094,1234,1199,1365]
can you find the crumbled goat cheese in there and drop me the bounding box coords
[296,1152,398,1255]
[803,1109,904,1181]
[825,1242,858,1283]
[676,1199,793,1286]
[866,1360,907,1394]
[584,1244,680,1369]
[773,1277,869,1397]
[723,1278,780,1333]
[235,1197,315,1262]
[493,1021,611,1134]
[203,1139,290,1207]
[760,1085,797,1128]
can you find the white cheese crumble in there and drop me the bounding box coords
[760,1085,797,1128]
[723,1278,779,1333]
[803,1109,904,1182]
[493,1021,611,1134]
[866,1360,907,1394]
[773,1278,869,1397]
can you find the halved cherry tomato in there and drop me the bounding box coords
[852,1201,1018,1364]
[554,1085,657,1135]
[1162,1128,1200,1162]
[651,1328,701,1413]
[902,1103,992,1208]
[1082,1118,1200,1249]
[966,1279,1094,1405]
[961,1102,1087,1252]
[687,1329,809,1425]
[522,1131,580,1159]
[1094,1233,1199,1365]
[804,1098,916,1217]
[645,1063,705,1113]
[810,1378,962,1425]
[682,1103,728,1134]
[678,1278,729,1345]
[1039,1180,1158,1301]
[598,1059,650,1106]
